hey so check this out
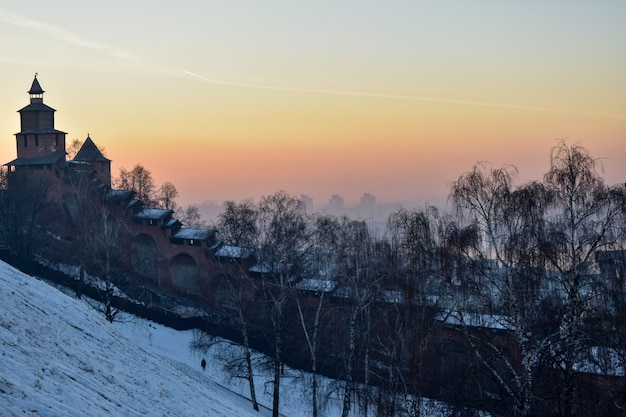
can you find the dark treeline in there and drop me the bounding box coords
[2,141,626,417]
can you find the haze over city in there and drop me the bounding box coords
[1,1,624,210]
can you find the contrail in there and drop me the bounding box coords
[0,7,139,61]
[182,70,626,121]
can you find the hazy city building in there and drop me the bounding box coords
[327,194,344,214]
[299,194,313,211]
[358,192,376,219]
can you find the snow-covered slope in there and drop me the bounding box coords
[0,260,283,417]
[0,259,465,417]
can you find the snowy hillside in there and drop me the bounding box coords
[0,260,291,417]
[0,259,465,417]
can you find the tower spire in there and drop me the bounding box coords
[28,74,45,103]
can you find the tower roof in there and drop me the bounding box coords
[73,136,110,162]
[28,76,44,95]
[5,150,66,167]
[17,102,57,113]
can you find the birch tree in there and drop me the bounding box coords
[295,214,341,417]
[383,206,455,416]
[331,218,384,417]
[255,191,312,417]
[450,142,626,416]
[451,162,548,417]
[540,141,626,416]
[215,199,260,412]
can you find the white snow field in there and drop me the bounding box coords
[0,259,464,416]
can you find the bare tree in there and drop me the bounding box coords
[255,191,312,417]
[451,162,548,417]
[540,141,626,416]
[190,329,262,411]
[64,164,101,298]
[328,218,384,417]
[382,206,456,416]
[115,164,156,206]
[156,181,179,211]
[219,200,258,246]
[58,161,128,321]
[97,207,125,322]
[177,205,207,228]
[213,199,260,412]
[78,197,128,323]
[66,138,83,160]
[293,213,341,417]
[450,142,626,416]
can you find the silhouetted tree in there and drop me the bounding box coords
[255,191,312,417]
[383,206,454,415]
[540,141,626,416]
[64,162,102,298]
[219,200,258,247]
[327,218,384,417]
[295,213,341,417]
[177,205,207,228]
[214,199,260,412]
[451,162,549,417]
[115,164,156,206]
[96,206,126,322]
[156,181,178,211]
[66,138,83,160]
[450,141,626,416]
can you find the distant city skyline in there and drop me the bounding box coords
[1,2,624,207]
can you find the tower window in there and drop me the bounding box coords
[35,135,39,147]
[23,137,28,147]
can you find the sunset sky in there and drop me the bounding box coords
[1,1,624,208]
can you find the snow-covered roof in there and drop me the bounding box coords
[133,208,172,221]
[215,245,254,259]
[248,261,293,275]
[128,199,141,209]
[106,189,134,201]
[332,285,352,299]
[163,218,182,228]
[379,290,404,304]
[295,279,337,293]
[248,263,271,274]
[171,228,214,241]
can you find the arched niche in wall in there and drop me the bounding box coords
[131,233,158,282]
[171,253,197,294]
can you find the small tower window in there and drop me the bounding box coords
[23,137,28,147]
